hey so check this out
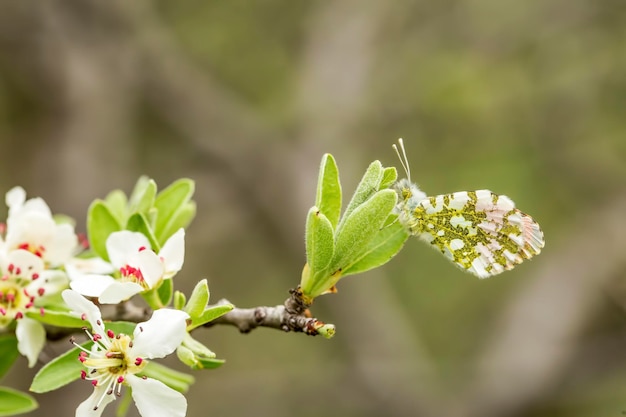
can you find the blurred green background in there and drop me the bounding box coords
[1,1,626,416]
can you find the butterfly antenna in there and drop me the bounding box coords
[392,138,411,181]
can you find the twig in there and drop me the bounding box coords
[206,288,335,338]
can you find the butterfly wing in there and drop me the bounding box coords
[411,190,544,278]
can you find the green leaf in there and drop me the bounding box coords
[329,189,397,275]
[174,291,186,311]
[185,279,210,318]
[140,361,195,393]
[315,154,342,228]
[87,200,123,261]
[158,202,196,247]
[305,207,335,274]
[30,343,88,393]
[342,218,409,276]
[380,167,398,189]
[0,387,38,416]
[126,212,160,252]
[157,278,174,307]
[129,177,157,215]
[193,357,225,370]
[339,160,383,227]
[104,190,128,226]
[25,310,86,329]
[0,335,18,379]
[153,179,195,245]
[188,304,233,331]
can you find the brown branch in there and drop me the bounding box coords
[43,288,334,342]
[206,288,335,338]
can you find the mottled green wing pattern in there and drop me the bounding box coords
[407,190,544,278]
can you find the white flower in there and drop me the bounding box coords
[69,229,185,304]
[62,290,189,417]
[0,249,67,367]
[3,186,78,267]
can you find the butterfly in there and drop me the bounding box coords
[392,139,544,278]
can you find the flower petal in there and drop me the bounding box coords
[16,317,45,368]
[130,309,189,359]
[126,375,187,417]
[66,257,115,277]
[69,275,117,298]
[159,228,185,278]
[46,223,78,266]
[98,281,144,304]
[6,186,26,211]
[136,250,164,289]
[61,290,104,336]
[2,249,44,279]
[75,385,115,417]
[106,231,152,268]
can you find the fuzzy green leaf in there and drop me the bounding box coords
[129,177,157,215]
[330,189,397,274]
[174,291,186,310]
[188,304,233,331]
[342,217,410,276]
[139,362,195,393]
[0,335,18,379]
[185,279,210,318]
[30,343,88,393]
[104,190,128,226]
[86,200,123,261]
[304,207,335,277]
[380,167,398,189]
[0,387,38,416]
[126,212,160,252]
[193,357,225,370]
[157,278,174,307]
[315,154,342,228]
[158,202,196,247]
[339,160,383,227]
[154,179,195,245]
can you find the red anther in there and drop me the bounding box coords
[81,370,87,379]
[138,246,147,252]
[25,301,33,309]
[81,313,87,320]
[6,293,15,302]
[17,243,28,251]
[39,308,45,316]
[107,329,115,338]
[7,264,14,273]
[32,273,40,280]
[0,308,6,315]
[117,376,124,383]
[14,267,21,275]
[134,357,143,366]
[1,275,7,281]
[91,380,98,387]
[92,334,102,342]
[15,311,23,319]
[38,287,45,296]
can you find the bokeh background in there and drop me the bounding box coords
[1,1,626,416]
